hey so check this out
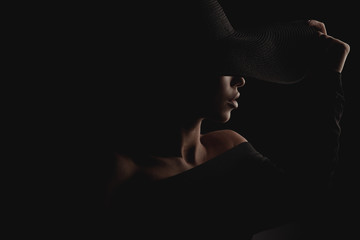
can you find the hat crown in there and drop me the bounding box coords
[125,1,234,42]
[196,0,235,40]
[117,1,319,83]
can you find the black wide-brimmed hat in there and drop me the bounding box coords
[112,1,321,84]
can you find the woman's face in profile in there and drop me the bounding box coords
[196,75,246,123]
[149,74,245,124]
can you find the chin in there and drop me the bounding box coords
[205,108,232,123]
[221,115,231,123]
[213,111,231,123]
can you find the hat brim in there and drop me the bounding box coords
[210,20,319,84]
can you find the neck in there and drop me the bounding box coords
[146,118,206,164]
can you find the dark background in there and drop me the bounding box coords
[35,1,357,238]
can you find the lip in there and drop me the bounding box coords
[232,92,240,100]
[227,99,238,109]
[227,92,240,109]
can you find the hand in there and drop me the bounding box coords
[308,20,350,73]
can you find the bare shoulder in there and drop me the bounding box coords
[201,129,247,159]
[108,153,139,188]
[202,129,247,146]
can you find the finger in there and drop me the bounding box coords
[308,19,327,35]
[319,34,350,52]
[318,34,350,73]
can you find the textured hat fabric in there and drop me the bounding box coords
[190,0,321,83]
[212,20,320,83]
[117,0,321,84]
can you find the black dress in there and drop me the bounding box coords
[106,142,298,239]
[76,71,343,239]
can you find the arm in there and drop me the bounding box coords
[245,21,350,234]
[282,20,350,189]
[280,70,345,189]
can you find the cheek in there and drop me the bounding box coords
[214,83,229,106]
[194,78,231,117]
[207,91,232,121]
[212,93,227,109]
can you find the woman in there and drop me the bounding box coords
[84,1,350,239]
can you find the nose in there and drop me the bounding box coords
[230,76,246,88]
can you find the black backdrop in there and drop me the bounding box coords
[46,1,358,238]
